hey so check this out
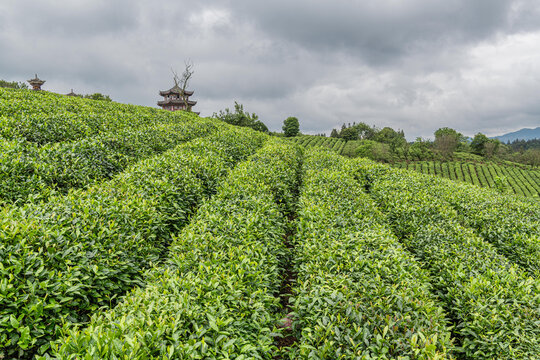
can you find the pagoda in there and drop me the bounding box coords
[157,84,199,114]
[27,74,45,90]
[66,89,80,97]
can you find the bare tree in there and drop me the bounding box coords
[172,59,194,111]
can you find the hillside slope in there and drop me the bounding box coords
[1,89,540,359]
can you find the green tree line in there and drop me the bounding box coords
[328,122,539,167]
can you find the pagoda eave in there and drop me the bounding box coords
[157,100,197,106]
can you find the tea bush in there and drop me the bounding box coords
[47,140,302,359]
[290,149,453,359]
[0,128,265,358]
[0,88,196,144]
[363,165,540,359]
[0,119,221,205]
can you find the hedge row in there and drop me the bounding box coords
[440,182,540,277]
[0,128,266,359]
[361,163,540,359]
[0,88,197,145]
[0,118,221,205]
[361,161,540,278]
[45,140,303,359]
[290,149,453,359]
[387,162,540,276]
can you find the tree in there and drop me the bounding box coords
[172,59,194,112]
[252,120,269,133]
[434,127,462,159]
[0,79,28,89]
[484,140,499,158]
[341,127,358,141]
[509,138,540,152]
[434,134,458,158]
[355,122,376,140]
[522,149,540,167]
[408,137,434,161]
[282,116,300,137]
[374,127,407,152]
[212,102,268,133]
[332,122,377,141]
[434,127,463,140]
[470,133,489,155]
[356,140,393,163]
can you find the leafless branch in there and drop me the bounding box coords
[171,59,195,111]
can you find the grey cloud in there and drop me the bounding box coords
[223,0,528,65]
[1,0,540,140]
[4,1,139,39]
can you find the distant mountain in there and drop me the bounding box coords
[492,127,540,142]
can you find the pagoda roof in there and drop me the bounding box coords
[159,85,194,96]
[157,99,197,106]
[66,89,78,96]
[27,74,45,85]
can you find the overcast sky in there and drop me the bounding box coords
[1,0,540,139]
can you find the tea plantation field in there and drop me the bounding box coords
[1,88,540,359]
[290,135,347,155]
[393,160,540,198]
[290,134,540,199]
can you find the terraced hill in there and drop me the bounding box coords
[290,134,540,198]
[393,160,540,198]
[1,88,540,359]
[289,134,347,154]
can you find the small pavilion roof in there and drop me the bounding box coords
[159,85,194,96]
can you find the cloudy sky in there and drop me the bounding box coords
[1,0,539,139]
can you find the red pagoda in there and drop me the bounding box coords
[157,85,199,114]
[27,74,45,91]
